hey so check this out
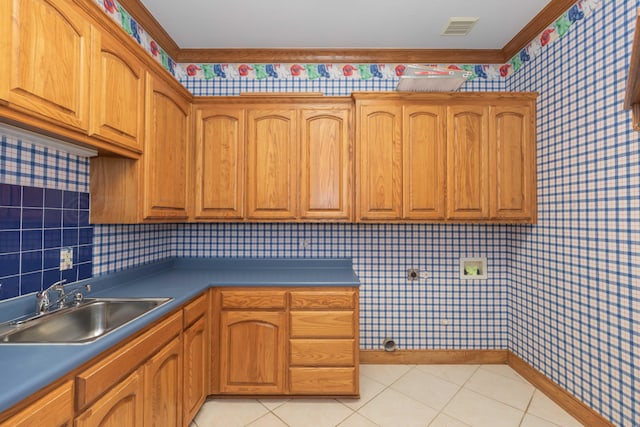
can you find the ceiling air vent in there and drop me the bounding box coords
[441,17,479,36]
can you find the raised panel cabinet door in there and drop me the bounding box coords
[402,104,446,220]
[219,310,286,394]
[299,108,352,220]
[356,103,402,220]
[0,381,73,427]
[0,0,91,130]
[491,104,536,220]
[144,336,183,427]
[183,316,208,427]
[144,74,191,220]
[446,105,490,219]
[90,30,145,152]
[194,106,244,219]
[246,109,297,219]
[75,370,144,427]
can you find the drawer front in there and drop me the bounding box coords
[289,367,357,395]
[290,311,354,338]
[183,292,208,328]
[290,339,355,366]
[75,311,182,411]
[289,290,356,309]
[220,290,286,309]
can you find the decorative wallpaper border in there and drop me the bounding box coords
[92,0,601,82]
[93,0,177,76]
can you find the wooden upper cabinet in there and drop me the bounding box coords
[194,106,244,219]
[300,108,352,220]
[403,105,446,220]
[143,73,191,220]
[246,109,297,220]
[0,0,91,131]
[357,103,402,220]
[491,104,536,220]
[446,105,490,219]
[90,29,145,152]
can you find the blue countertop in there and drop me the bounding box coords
[0,257,359,414]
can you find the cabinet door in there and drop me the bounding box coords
[183,316,208,426]
[0,0,91,130]
[403,105,446,220]
[144,73,191,220]
[0,381,73,427]
[491,105,536,220]
[144,336,183,427]
[219,310,286,394]
[194,106,244,219]
[299,109,352,220]
[90,30,145,152]
[75,370,143,427]
[357,103,402,220]
[446,105,490,219]
[246,109,297,219]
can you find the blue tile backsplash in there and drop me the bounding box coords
[0,183,92,299]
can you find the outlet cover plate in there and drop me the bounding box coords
[60,247,73,271]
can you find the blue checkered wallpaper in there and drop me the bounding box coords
[170,223,509,349]
[506,1,639,425]
[180,75,506,96]
[0,134,93,300]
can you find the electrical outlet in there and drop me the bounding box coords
[60,247,73,271]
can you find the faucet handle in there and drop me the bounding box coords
[36,290,49,315]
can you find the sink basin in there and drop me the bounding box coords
[0,298,172,344]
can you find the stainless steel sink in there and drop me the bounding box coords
[0,298,172,344]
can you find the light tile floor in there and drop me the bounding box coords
[191,364,584,427]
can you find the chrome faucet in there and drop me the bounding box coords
[36,280,66,315]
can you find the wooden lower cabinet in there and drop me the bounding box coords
[214,287,359,397]
[182,294,210,426]
[75,370,144,427]
[219,310,287,394]
[0,381,74,427]
[289,290,358,395]
[144,336,183,427]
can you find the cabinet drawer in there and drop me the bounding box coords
[290,311,354,338]
[290,339,355,366]
[289,367,357,395]
[184,292,208,328]
[289,290,356,309]
[75,311,182,411]
[220,290,286,309]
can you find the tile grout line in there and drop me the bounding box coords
[426,364,481,427]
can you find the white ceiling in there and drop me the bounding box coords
[139,0,553,49]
